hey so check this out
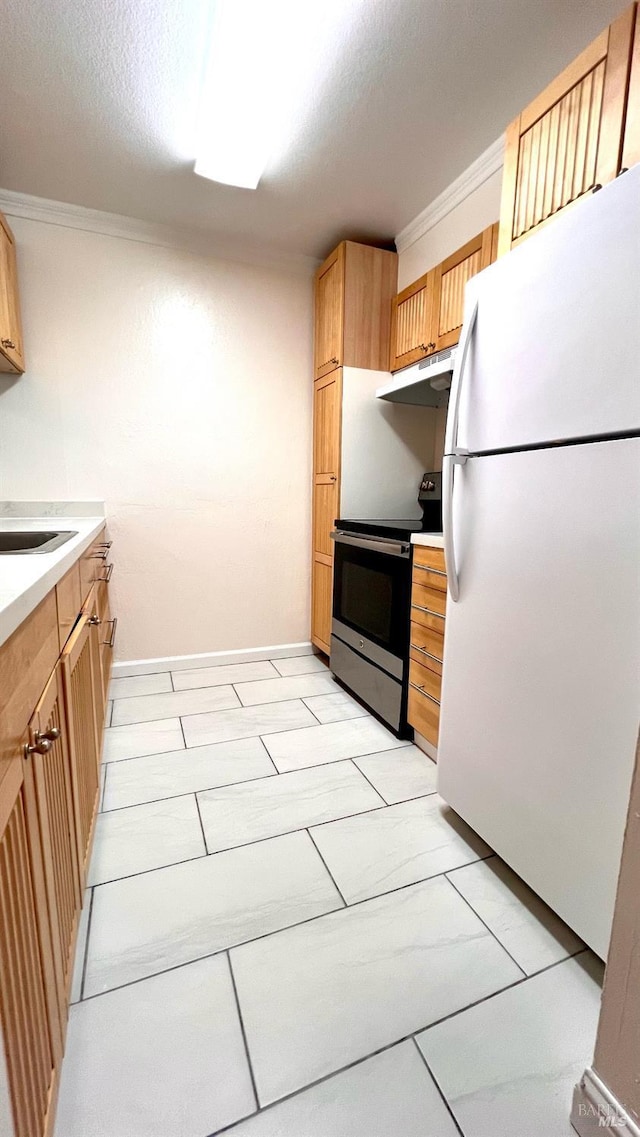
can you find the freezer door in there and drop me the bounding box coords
[450,166,640,456]
[437,437,640,958]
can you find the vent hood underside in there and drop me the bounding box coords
[375,348,455,407]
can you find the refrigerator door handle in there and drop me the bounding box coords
[443,451,467,602]
[444,297,478,458]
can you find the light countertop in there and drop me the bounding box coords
[411,532,445,549]
[0,503,106,648]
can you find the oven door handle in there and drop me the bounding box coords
[331,532,411,558]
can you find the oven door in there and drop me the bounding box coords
[331,532,411,673]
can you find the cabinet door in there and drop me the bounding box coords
[389,270,435,372]
[622,4,640,170]
[0,743,62,1137]
[311,558,334,655]
[28,664,82,1027]
[431,226,496,353]
[314,246,344,379]
[498,4,636,255]
[61,613,101,890]
[313,371,341,477]
[0,214,25,375]
[97,581,116,711]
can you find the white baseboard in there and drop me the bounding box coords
[413,731,438,763]
[112,641,316,678]
[572,1068,640,1136]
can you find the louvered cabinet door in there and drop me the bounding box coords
[314,245,344,379]
[28,664,82,1025]
[0,752,62,1137]
[431,225,497,352]
[61,614,100,889]
[389,270,435,371]
[498,4,636,254]
[622,3,640,169]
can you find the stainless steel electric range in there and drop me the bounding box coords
[330,472,442,736]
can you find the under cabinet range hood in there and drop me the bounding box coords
[375,347,456,407]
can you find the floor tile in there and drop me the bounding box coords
[172,660,279,691]
[353,745,437,803]
[225,1040,459,1137]
[103,737,275,811]
[70,891,91,1004]
[235,672,339,707]
[310,795,490,904]
[84,831,342,996]
[447,856,585,975]
[87,796,205,885]
[108,672,172,700]
[272,654,329,677]
[111,684,240,727]
[103,717,184,763]
[416,953,604,1137]
[231,875,522,1105]
[303,690,368,724]
[182,699,317,748]
[263,717,410,773]
[198,761,383,853]
[54,954,255,1137]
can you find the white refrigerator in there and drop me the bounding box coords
[438,166,640,960]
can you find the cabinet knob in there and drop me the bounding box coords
[330,357,339,365]
[329,474,337,482]
[88,615,101,626]
[1,338,15,350]
[24,727,60,757]
[419,343,436,353]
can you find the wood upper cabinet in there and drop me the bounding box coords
[498,3,637,255]
[0,212,25,375]
[431,225,497,353]
[389,224,498,371]
[389,270,436,371]
[314,242,397,380]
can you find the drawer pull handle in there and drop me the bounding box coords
[410,682,440,706]
[100,563,114,582]
[411,644,441,663]
[103,617,118,649]
[413,563,446,577]
[412,604,445,620]
[96,541,112,549]
[1,338,16,350]
[92,549,109,560]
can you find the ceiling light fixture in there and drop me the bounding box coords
[194,0,362,190]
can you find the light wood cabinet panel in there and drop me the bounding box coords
[409,657,442,703]
[28,665,81,1027]
[311,558,333,654]
[408,548,447,746]
[408,684,440,747]
[0,744,62,1137]
[431,226,496,352]
[389,270,435,371]
[313,483,339,559]
[498,4,637,255]
[313,371,342,476]
[61,612,101,890]
[0,213,25,375]
[314,246,344,379]
[622,4,640,169]
[413,545,446,573]
[55,565,81,653]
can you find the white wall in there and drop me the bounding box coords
[0,219,313,661]
[396,156,504,468]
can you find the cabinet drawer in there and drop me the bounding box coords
[409,623,444,669]
[408,684,440,746]
[409,658,441,702]
[79,529,109,604]
[411,606,445,634]
[413,545,446,573]
[412,563,447,592]
[411,582,446,615]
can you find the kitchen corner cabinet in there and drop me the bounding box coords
[314,242,398,380]
[311,241,397,654]
[389,224,498,372]
[0,212,25,374]
[498,3,638,255]
[0,530,115,1137]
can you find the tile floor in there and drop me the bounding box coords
[56,652,603,1137]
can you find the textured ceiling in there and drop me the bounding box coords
[0,0,627,259]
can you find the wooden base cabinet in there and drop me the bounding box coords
[0,530,114,1137]
[408,545,447,750]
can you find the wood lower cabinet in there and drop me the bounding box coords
[498,3,637,255]
[407,545,447,750]
[389,225,498,371]
[311,371,341,654]
[0,212,25,375]
[0,532,114,1137]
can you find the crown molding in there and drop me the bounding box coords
[0,187,319,276]
[395,135,505,255]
